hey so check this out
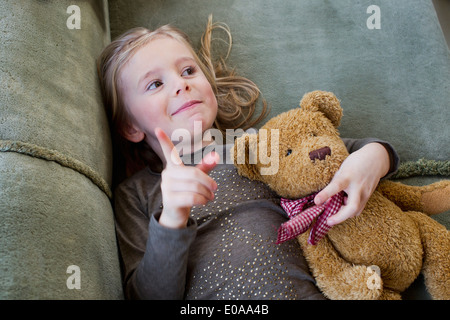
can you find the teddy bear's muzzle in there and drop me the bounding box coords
[309,147,331,161]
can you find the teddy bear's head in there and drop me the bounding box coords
[233,91,349,199]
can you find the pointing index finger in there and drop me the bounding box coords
[155,128,183,167]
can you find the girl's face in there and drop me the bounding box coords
[119,36,218,159]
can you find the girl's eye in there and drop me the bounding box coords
[147,80,163,91]
[182,66,196,76]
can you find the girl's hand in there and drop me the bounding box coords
[314,142,390,226]
[155,128,219,229]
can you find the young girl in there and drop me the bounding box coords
[97,16,398,299]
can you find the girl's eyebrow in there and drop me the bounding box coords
[137,57,195,88]
[138,69,159,88]
[175,56,196,65]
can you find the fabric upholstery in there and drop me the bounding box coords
[0,0,122,298]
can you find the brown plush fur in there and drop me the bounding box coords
[233,90,450,299]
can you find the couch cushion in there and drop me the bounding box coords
[0,0,122,298]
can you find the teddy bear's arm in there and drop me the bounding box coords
[377,180,450,215]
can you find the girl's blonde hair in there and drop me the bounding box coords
[97,15,268,180]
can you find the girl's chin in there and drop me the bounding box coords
[186,117,214,132]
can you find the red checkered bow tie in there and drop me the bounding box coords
[277,191,345,245]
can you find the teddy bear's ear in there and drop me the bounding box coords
[299,90,343,127]
[232,133,262,181]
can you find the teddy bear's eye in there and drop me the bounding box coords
[310,132,317,137]
[286,149,293,156]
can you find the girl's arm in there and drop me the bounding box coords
[114,181,196,299]
[114,128,219,299]
[315,138,399,226]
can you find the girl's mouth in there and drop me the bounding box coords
[171,100,201,116]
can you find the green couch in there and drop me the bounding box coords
[0,0,448,299]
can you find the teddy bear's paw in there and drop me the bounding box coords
[349,265,384,300]
[421,181,450,215]
[365,265,382,291]
[365,266,402,300]
[318,265,384,300]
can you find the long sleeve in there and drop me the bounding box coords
[129,214,196,299]
[342,137,399,178]
[114,171,196,299]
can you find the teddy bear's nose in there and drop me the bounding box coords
[309,147,331,161]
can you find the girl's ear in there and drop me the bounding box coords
[121,122,145,143]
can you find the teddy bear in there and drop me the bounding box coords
[232,90,450,300]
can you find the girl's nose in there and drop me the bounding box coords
[175,78,190,95]
[176,85,190,95]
